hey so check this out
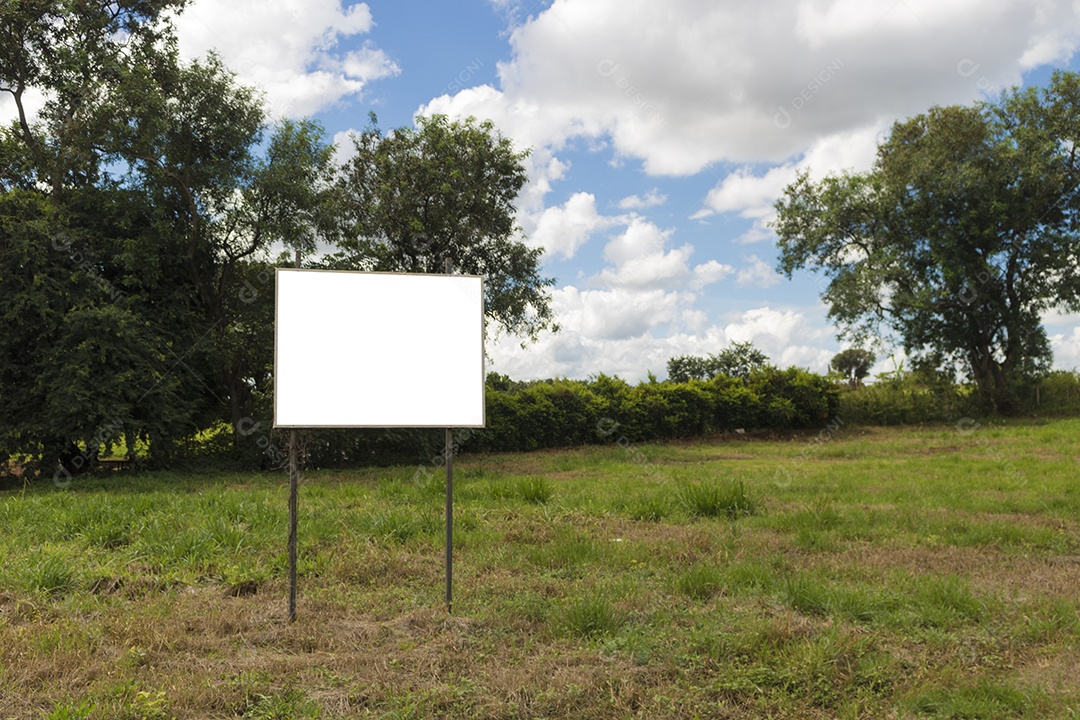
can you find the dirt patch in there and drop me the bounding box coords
[1015,648,1080,696]
[824,544,1080,600]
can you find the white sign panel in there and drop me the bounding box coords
[274,269,485,428]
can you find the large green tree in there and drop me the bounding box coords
[0,2,336,473]
[0,0,189,193]
[773,71,1080,411]
[330,113,556,341]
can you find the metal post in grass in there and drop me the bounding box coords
[288,248,300,623]
[444,255,454,615]
[288,428,298,622]
[445,426,453,614]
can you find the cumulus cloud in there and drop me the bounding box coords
[1050,327,1080,371]
[487,298,840,381]
[723,306,834,370]
[591,217,733,290]
[174,0,399,117]
[617,188,667,210]
[693,125,885,241]
[529,192,611,259]
[737,255,782,288]
[421,0,1080,176]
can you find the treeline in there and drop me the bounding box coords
[0,3,554,479]
[835,368,1080,426]
[296,365,1080,470]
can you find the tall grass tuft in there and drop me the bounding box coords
[909,573,984,627]
[624,492,671,522]
[907,680,1030,719]
[22,550,77,596]
[559,593,627,639]
[676,479,759,519]
[675,563,723,600]
[516,476,553,505]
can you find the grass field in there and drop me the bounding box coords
[1,419,1078,719]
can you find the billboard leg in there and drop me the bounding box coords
[288,428,298,623]
[445,427,453,614]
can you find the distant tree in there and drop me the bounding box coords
[666,355,712,384]
[713,342,771,380]
[330,113,556,342]
[773,71,1080,411]
[666,342,771,383]
[830,348,875,388]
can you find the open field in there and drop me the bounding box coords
[1,419,1078,719]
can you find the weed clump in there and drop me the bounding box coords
[516,476,553,505]
[674,563,723,600]
[559,594,627,639]
[22,550,77,596]
[677,479,759,519]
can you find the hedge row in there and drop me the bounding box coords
[301,368,840,467]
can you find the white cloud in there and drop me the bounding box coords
[0,87,46,128]
[723,306,833,370]
[602,217,669,266]
[617,188,667,210]
[691,260,737,289]
[529,192,610,259]
[1050,327,1080,371]
[737,255,782,288]
[419,0,1080,177]
[591,217,733,291]
[488,299,841,381]
[174,0,399,117]
[695,125,884,233]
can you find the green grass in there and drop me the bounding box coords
[675,477,760,518]
[1,419,1079,718]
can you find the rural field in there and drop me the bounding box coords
[1,419,1078,719]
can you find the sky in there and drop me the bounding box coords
[62,1,1080,380]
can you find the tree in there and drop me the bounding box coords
[773,71,1080,411]
[330,113,556,341]
[666,342,771,382]
[830,348,875,389]
[0,0,188,194]
[0,3,337,471]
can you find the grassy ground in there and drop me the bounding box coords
[1,419,1078,719]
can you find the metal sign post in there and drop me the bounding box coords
[444,255,454,614]
[445,427,453,614]
[288,248,300,623]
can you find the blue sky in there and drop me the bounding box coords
[166,0,1080,381]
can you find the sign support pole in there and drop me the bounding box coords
[445,426,453,614]
[288,248,300,623]
[444,255,454,614]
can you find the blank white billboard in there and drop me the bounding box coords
[274,269,485,428]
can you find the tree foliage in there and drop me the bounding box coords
[666,342,771,383]
[0,2,336,472]
[830,348,875,388]
[773,72,1080,411]
[330,113,556,341]
[1,4,559,476]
